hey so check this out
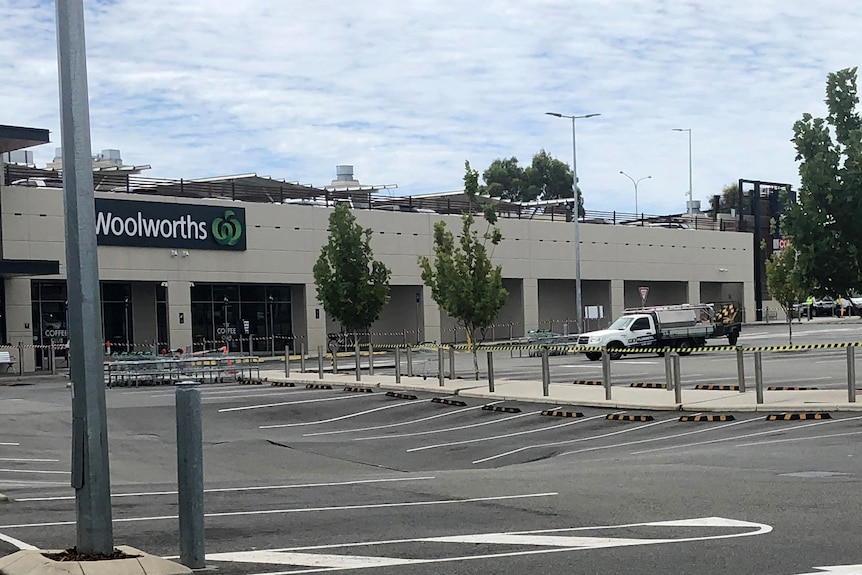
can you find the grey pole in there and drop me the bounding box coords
[284,345,290,378]
[602,349,612,400]
[300,342,306,373]
[56,0,113,554]
[317,345,324,379]
[664,352,673,392]
[437,346,445,387]
[736,346,746,393]
[17,342,23,376]
[848,346,857,403]
[175,382,205,569]
[754,351,764,404]
[394,346,402,384]
[332,345,338,374]
[248,334,253,357]
[406,346,414,377]
[672,354,682,404]
[354,340,361,382]
[448,346,456,380]
[541,346,550,397]
[368,343,374,376]
[487,351,495,393]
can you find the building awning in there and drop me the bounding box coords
[0,259,60,277]
[0,125,50,155]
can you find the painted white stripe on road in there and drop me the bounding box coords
[212,551,422,568]
[406,411,600,453]
[0,458,60,463]
[735,430,862,447]
[0,532,37,550]
[15,476,435,502]
[302,402,503,437]
[473,417,676,464]
[0,468,69,475]
[260,401,417,429]
[0,492,557,529]
[354,408,548,442]
[219,394,371,413]
[0,443,20,446]
[631,415,862,455]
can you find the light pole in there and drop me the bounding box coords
[672,128,693,213]
[222,296,229,351]
[268,295,275,357]
[619,171,651,217]
[546,111,600,334]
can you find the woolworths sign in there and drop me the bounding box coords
[95,199,247,251]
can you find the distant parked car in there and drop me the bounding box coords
[11,177,63,188]
[794,298,838,318]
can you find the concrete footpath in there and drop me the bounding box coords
[258,368,862,413]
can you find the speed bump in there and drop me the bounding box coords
[541,410,583,418]
[573,380,603,386]
[432,397,468,407]
[305,384,333,390]
[630,382,667,389]
[679,414,736,422]
[766,386,820,391]
[766,412,832,421]
[606,414,654,422]
[385,391,417,400]
[344,386,374,393]
[270,381,295,388]
[695,384,740,391]
[482,405,522,413]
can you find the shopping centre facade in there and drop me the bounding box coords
[0,124,754,371]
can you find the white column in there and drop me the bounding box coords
[167,280,192,352]
[523,277,538,333]
[5,277,35,372]
[610,279,625,320]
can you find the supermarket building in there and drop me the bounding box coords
[0,125,754,371]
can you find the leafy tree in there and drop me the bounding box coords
[481,149,583,214]
[782,67,862,298]
[313,204,391,334]
[482,157,532,201]
[419,161,508,378]
[709,183,739,215]
[765,245,807,344]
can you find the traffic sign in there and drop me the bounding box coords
[639,286,649,306]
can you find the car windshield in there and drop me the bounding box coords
[608,316,635,330]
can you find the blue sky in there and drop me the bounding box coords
[1,0,857,214]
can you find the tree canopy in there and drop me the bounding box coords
[782,67,862,297]
[765,245,806,344]
[709,183,739,215]
[480,150,583,214]
[313,204,391,333]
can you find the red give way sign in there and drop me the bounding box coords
[638,286,649,305]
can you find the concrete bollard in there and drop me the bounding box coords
[848,346,856,403]
[284,345,290,377]
[541,346,550,397]
[438,346,445,387]
[487,351,495,393]
[368,343,374,376]
[317,345,324,380]
[395,347,402,384]
[300,342,306,373]
[354,340,361,382]
[175,382,205,569]
[754,351,764,404]
[736,346,746,393]
[672,353,682,404]
[602,349,612,400]
[664,352,673,392]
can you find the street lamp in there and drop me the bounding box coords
[619,171,651,217]
[546,111,601,334]
[672,128,693,213]
[268,295,275,357]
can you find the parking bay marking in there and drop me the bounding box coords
[260,401,417,429]
[207,516,771,574]
[219,394,373,413]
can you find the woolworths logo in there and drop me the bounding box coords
[212,210,243,246]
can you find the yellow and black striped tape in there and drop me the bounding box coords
[541,410,584,418]
[630,382,667,389]
[482,405,522,413]
[766,386,820,391]
[766,412,832,421]
[679,414,736,422]
[573,380,603,386]
[607,414,654,422]
[695,384,740,391]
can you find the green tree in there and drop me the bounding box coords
[765,244,807,344]
[709,183,739,215]
[481,150,583,214]
[313,204,392,334]
[783,67,862,298]
[419,161,508,378]
[482,157,532,201]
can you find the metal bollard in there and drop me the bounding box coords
[354,340,361,382]
[736,347,746,393]
[317,345,324,380]
[602,349,612,400]
[848,346,857,403]
[284,345,290,377]
[672,353,682,404]
[332,346,339,374]
[248,334,253,357]
[17,342,23,376]
[368,343,375,376]
[438,346,445,387]
[300,342,306,373]
[664,352,673,392]
[541,346,550,397]
[487,351,495,393]
[448,346,456,380]
[175,382,205,569]
[395,347,402,383]
[406,346,414,377]
[754,351,764,404]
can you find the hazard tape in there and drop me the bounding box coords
[767,386,820,391]
[541,410,583,418]
[572,380,603,386]
[607,414,654,422]
[305,384,333,390]
[695,384,740,391]
[482,405,522,413]
[766,412,831,421]
[630,382,667,389]
[679,414,735,422]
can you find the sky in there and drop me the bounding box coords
[0,0,857,215]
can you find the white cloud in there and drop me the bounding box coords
[1,0,859,214]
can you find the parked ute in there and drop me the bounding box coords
[577,303,741,360]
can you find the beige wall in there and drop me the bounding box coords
[0,185,755,358]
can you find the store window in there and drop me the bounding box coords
[31,281,68,370]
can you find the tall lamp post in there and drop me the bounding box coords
[672,128,693,213]
[545,111,600,334]
[268,295,275,357]
[619,171,651,217]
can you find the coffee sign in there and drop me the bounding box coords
[95,199,246,250]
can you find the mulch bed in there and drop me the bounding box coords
[42,548,140,562]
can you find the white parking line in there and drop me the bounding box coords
[0,443,20,446]
[406,411,601,453]
[260,401,417,429]
[303,402,503,437]
[15,476,436,502]
[219,394,372,413]
[0,469,69,475]
[736,430,862,447]
[631,415,862,455]
[354,409,549,442]
[473,418,677,464]
[0,458,60,463]
[0,492,557,529]
[0,532,37,550]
